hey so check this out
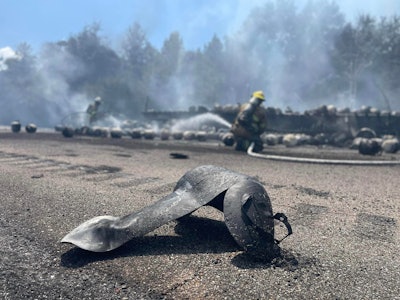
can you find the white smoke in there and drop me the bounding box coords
[0,44,94,127]
[37,44,89,115]
[0,47,22,71]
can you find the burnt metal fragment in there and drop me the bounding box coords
[172,131,183,140]
[31,174,44,179]
[356,127,377,139]
[196,131,207,141]
[25,123,37,133]
[382,138,399,153]
[62,127,74,138]
[130,129,142,139]
[358,138,382,155]
[169,153,189,159]
[224,180,279,258]
[183,131,196,140]
[92,127,108,137]
[110,128,123,139]
[61,165,292,258]
[11,120,21,133]
[221,132,235,146]
[143,129,156,140]
[160,129,170,140]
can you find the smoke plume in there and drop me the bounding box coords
[0,45,93,127]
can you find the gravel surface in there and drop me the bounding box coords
[0,131,399,299]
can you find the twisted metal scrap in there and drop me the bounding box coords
[61,165,291,258]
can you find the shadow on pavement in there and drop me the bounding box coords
[60,215,305,270]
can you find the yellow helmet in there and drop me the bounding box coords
[252,90,265,101]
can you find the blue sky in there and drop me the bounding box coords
[1,0,400,53]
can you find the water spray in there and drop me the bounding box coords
[170,112,231,132]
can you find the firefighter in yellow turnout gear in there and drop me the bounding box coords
[86,97,102,124]
[231,91,267,153]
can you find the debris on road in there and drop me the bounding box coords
[61,165,292,260]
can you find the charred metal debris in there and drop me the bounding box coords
[61,165,292,260]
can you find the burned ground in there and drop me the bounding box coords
[0,131,399,299]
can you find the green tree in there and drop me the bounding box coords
[0,43,47,123]
[289,0,344,104]
[225,0,345,108]
[64,23,121,91]
[122,22,157,80]
[160,31,183,78]
[373,16,400,109]
[332,15,379,106]
[152,32,185,109]
[121,22,158,115]
[194,35,227,107]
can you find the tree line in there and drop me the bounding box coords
[1,0,400,127]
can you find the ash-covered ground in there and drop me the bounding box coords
[0,130,399,299]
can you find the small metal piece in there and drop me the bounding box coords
[25,123,37,133]
[224,180,278,258]
[358,138,382,156]
[110,128,123,138]
[11,121,21,133]
[273,213,293,244]
[169,153,189,159]
[62,127,74,138]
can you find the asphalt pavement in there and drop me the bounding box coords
[0,130,399,299]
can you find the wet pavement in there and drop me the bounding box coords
[0,131,399,299]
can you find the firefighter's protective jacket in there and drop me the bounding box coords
[231,102,267,140]
[86,102,101,123]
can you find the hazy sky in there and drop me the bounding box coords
[1,0,400,52]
